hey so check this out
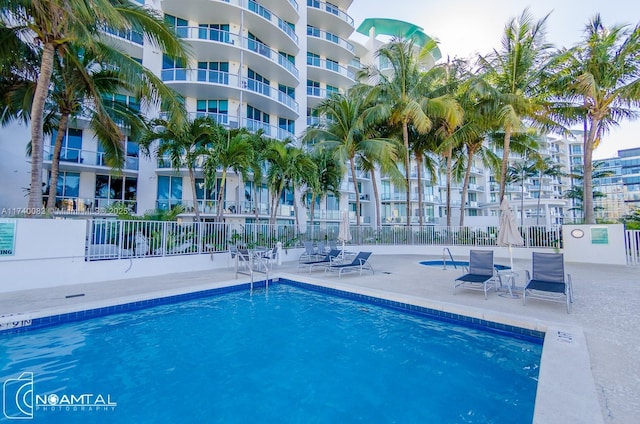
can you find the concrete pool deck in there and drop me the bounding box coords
[0,254,637,423]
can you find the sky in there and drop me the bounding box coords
[348,0,640,159]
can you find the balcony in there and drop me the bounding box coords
[49,196,137,214]
[172,27,299,83]
[162,0,299,50]
[161,68,298,118]
[306,0,354,35]
[306,86,343,108]
[101,26,143,58]
[306,26,354,63]
[43,146,139,172]
[307,57,354,86]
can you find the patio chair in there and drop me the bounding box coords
[523,252,574,313]
[297,249,342,273]
[317,241,327,255]
[453,250,498,299]
[329,240,338,251]
[261,246,279,269]
[299,241,320,262]
[325,252,374,278]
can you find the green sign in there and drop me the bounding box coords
[0,220,17,256]
[590,227,609,245]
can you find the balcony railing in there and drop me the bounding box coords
[44,146,139,171]
[47,196,137,214]
[85,220,563,261]
[102,26,143,45]
[161,68,298,113]
[170,27,299,78]
[307,57,354,79]
[307,26,354,52]
[306,86,343,98]
[247,0,298,44]
[306,0,354,27]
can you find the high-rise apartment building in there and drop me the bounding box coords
[1,3,635,227]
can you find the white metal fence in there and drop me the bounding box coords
[625,230,640,265]
[85,220,563,261]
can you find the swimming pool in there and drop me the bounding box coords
[0,281,542,423]
[420,260,511,270]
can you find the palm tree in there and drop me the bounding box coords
[263,141,317,226]
[363,38,462,226]
[202,128,253,221]
[475,9,559,204]
[44,44,155,210]
[552,15,640,224]
[140,116,224,222]
[307,148,345,232]
[564,162,615,222]
[531,155,564,225]
[1,0,188,211]
[304,89,398,227]
[245,129,271,223]
[507,155,537,226]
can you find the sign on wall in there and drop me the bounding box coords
[0,219,17,256]
[590,227,609,245]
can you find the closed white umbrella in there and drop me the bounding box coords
[338,210,352,259]
[497,198,525,271]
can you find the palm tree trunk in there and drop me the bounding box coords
[216,170,227,221]
[416,155,424,227]
[253,182,260,223]
[46,114,70,211]
[28,43,56,212]
[188,167,201,222]
[445,147,452,227]
[269,191,281,225]
[520,171,525,227]
[498,128,512,203]
[459,146,475,227]
[536,172,542,226]
[309,194,316,238]
[292,184,300,232]
[402,122,411,226]
[371,170,381,229]
[350,158,361,227]
[583,119,599,224]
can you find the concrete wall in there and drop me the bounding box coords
[562,224,627,265]
[0,219,628,294]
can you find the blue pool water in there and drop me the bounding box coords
[421,260,511,270]
[0,283,541,423]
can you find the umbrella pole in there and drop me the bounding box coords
[509,245,514,271]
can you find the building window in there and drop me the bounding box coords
[307,79,320,96]
[164,14,188,37]
[278,118,295,137]
[196,99,228,124]
[247,105,270,134]
[198,61,229,84]
[198,24,230,43]
[96,175,137,210]
[50,128,82,163]
[278,84,295,99]
[326,58,339,72]
[162,54,186,81]
[195,178,220,213]
[53,172,80,199]
[248,32,271,58]
[157,175,182,210]
[247,68,270,96]
[326,85,339,95]
[307,52,320,67]
[307,25,320,37]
